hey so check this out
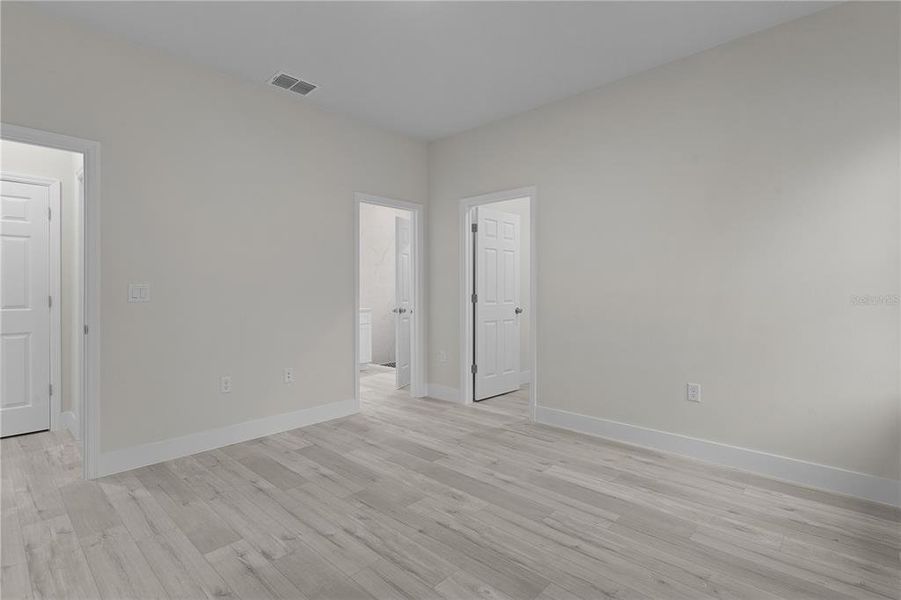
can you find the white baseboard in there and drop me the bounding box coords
[535,406,900,508]
[60,410,80,441]
[97,398,357,478]
[519,370,531,385]
[427,383,463,403]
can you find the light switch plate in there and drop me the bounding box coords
[128,283,151,303]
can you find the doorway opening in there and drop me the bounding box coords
[1,124,100,480]
[354,193,425,408]
[1,141,83,442]
[460,187,537,419]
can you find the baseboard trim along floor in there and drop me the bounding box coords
[427,383,463,404]
[97,398,357,478]
[535,405,901,507]
[60,410,80,440]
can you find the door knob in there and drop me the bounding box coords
[399,308,407,314]
[515,307,523,314]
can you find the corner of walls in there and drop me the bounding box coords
[427,383,463,404]
[428,3,900,508]
[60,411,80,441]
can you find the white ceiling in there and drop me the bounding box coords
[40,1,833,140]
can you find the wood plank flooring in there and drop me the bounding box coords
[2,371,899,599]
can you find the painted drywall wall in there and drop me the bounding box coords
[359,203,410,365]
[1,4,427,453]
[0,140,83,421]
[429,2,900,479]
[483,197,530,375]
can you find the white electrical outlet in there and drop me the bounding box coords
[220,376,232,394]
[284,368,294,383]
[437,350,447,363]
[687,382,701,403]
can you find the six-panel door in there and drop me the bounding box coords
[475,207,520,400]
[1,178,51,436]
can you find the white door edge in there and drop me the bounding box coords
[394,215,412,389]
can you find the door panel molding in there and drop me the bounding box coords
[474,206,520,400]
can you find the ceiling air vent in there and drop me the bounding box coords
[270,72,317,96]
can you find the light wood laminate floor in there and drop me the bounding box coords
[2,373,899,599]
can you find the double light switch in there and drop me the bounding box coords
[128,283,151,303]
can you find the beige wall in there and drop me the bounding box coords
[3,2,897,483]
[1,4,428,453]
[359,203,410,365]
[429,3,900,479]
[0,140,83,418]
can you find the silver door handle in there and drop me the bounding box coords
[515,307,523,314]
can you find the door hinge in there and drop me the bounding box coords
[48,207,52,221]
[49,383,53,397]
[48,295,52,308]
[471,223,478,233]
[84,324,89,335]
[471,364,478,374]
[471,293,477,304]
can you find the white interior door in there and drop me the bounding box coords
[1,178,51,436]
[394,216,412,388]
[474,206,521,400]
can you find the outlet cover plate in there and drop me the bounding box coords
[687,382,701,403]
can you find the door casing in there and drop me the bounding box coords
[1,123,101,480]
[353,193,425,408]
[459,186,537,420]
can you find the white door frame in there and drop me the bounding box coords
[354,193,426,407]
[0,172,62,433]
[459,186,537,420]
[1,123,101,480]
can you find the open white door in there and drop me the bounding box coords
[474,207,521,400]
[1,178,52,436]
[394,216,412,388]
